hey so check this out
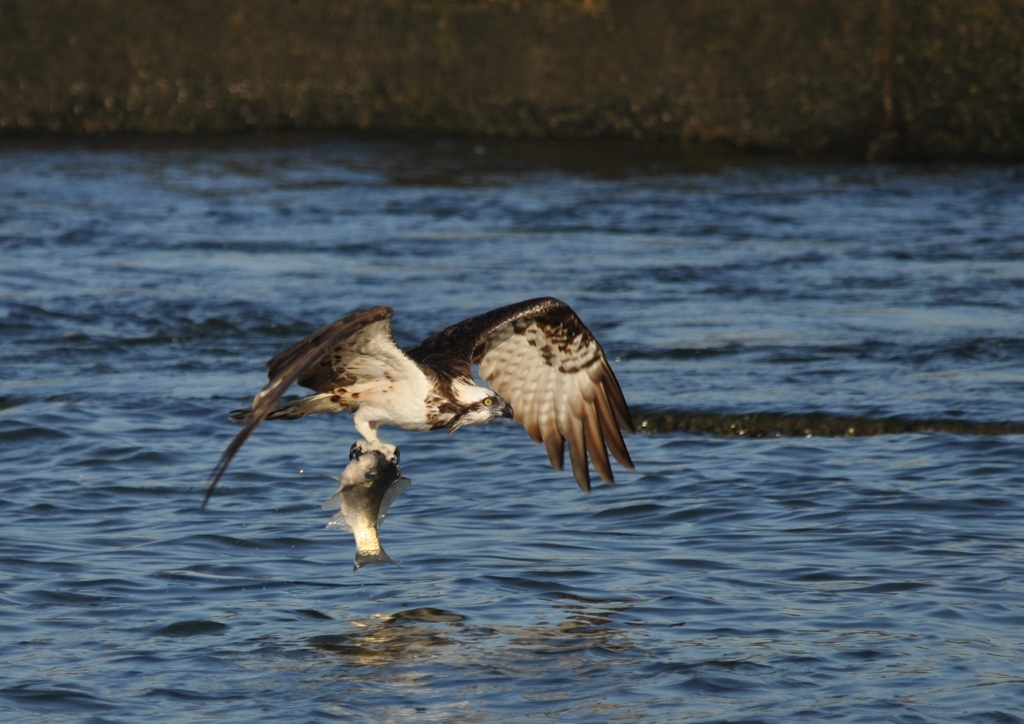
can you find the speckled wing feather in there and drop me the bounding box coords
[408,297,634,492]
[202,306,397,509]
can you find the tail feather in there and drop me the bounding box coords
[229,392,344,422]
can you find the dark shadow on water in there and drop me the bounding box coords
[634,409,1024,437]
[0,129,848,181]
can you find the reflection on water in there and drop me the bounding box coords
[311,597,636,669]
[308,599,645,721]
[312,608,465,665]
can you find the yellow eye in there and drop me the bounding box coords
[483,398,494,407]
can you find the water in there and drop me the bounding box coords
[2,135,1024,723]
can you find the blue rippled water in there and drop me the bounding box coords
[2,135,1024,723]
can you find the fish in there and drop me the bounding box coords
[322,444,411,570]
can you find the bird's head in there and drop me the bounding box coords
[448,382,514,433]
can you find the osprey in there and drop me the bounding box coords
[203,297,634,508]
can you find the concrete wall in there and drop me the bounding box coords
[1,0,1022,159]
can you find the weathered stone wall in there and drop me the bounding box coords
[1,0,1021,158]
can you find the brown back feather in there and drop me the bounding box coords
[202,306,394,509]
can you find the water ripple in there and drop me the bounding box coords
[1,137,1023,722]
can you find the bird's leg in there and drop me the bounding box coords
[349,440,372,460]
[350,439,398,465]
[351,417,399,464]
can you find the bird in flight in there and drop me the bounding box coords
[203,297,634,508]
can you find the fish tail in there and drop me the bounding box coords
[353,547,397,570]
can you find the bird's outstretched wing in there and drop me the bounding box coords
[407,297,634,492]
[202,306,396,509]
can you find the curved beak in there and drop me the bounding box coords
[501,402,515,420]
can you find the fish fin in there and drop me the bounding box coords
[322,488,345,511]
[325,510,352,532]
[353,548,397,570]
[376,476,411,526]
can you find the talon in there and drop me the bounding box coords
[349,441,365,460]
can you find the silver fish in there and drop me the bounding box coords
[322,444,410,570]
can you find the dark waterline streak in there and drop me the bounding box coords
[633,410,1024,438]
